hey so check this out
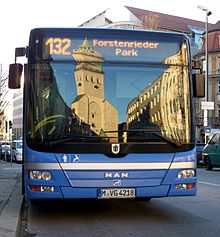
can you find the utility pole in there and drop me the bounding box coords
[197,5,212,143]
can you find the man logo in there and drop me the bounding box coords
[105,172,128,178]
[111,144,120,154]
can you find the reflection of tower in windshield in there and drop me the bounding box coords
[71,38,118,141]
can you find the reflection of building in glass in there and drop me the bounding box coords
[127,79,161,129]
[71,38,118,140]
[161,43,190,143]
[127,43,190,143]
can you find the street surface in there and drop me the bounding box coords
[18,168,220,237]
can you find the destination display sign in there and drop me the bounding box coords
[45,37,160,57]
[39,33,184,63]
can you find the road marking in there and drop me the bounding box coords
[198,181,220,187]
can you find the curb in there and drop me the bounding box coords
[0,169,23,237]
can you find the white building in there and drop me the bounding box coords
[12,88,23,140]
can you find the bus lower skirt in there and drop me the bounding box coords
[60,186,171,199]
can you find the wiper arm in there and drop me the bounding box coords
[104,128,161,133]
[47,136,112,146]
[152,132,181,147]
[104,129,181,147]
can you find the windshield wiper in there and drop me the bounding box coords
[104,128,161,133]
[104,129,181,147]
[43,129,181,147]
[151,132,181,147]
[46,136,114,146]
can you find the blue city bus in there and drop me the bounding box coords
[9,28,203,200]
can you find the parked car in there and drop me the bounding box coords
[11,140,23,163]
[203,132,220,170]
[196,143,205,166]
[0,144,11,160]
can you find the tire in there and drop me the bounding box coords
[30,199,41,205]
[204,156,213,170]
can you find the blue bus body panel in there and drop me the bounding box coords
[60,186,171,199]
[24,147,197,199]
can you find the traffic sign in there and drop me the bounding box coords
[205,126,211,133]
[201,101,214,110]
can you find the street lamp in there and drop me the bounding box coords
[197,5,212,142]
[197,5,212,102]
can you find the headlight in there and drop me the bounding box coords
[29,171,42,180]
[41,172,52,180]
[178,170,195,179]
[29,171,52,180]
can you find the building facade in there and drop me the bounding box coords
[194,21,220,141]
[124,5,208,57]
[12,88,23,140]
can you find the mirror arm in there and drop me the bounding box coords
[14,47,27,63]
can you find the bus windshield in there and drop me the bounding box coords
[26,29,192,151]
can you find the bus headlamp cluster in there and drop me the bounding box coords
[29,171,52,180]
[178,170,195,179]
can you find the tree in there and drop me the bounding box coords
[142,12,160,30]
[0,70,9,135]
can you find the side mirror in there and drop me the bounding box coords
[192,74,205,98]
[8,63,23,89]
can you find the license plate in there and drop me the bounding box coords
[98,188,136,199]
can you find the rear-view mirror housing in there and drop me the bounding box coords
[8,63,23,89]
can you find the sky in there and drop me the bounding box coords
[0,0,219,71]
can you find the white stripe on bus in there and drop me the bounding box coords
[25,163,61,170]
[61,163,170,170]
[25,162,196,170]
[170,162,196,169]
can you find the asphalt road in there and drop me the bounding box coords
[18,168,220,237]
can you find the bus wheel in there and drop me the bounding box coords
[204,156,213,170]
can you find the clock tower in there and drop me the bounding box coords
[71,38,118,140]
